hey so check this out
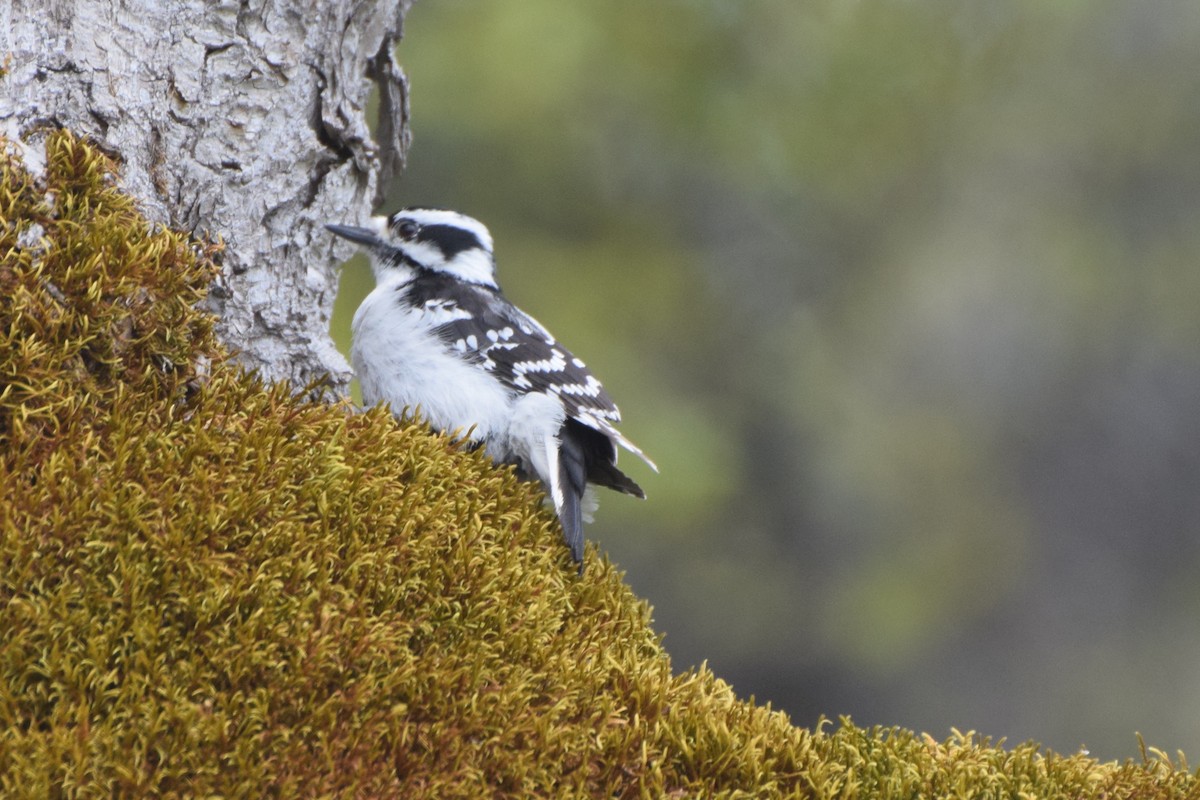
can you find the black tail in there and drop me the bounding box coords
[558,423,589,571]
[557,420,647,573]
[564,419,645,498]
[585,459,644,498]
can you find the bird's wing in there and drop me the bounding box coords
[410,278,657,472]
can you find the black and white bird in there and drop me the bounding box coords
[327,208,655,569]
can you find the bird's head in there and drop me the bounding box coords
[327,208,497,287]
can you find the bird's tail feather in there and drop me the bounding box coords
[586,460,645,499]
[559,479,585,570]
[557,424,590,570]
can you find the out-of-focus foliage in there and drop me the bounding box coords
[329,0,1200,761]
[6,129,1199,799]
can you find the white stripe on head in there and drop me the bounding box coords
[397,208,495,254]
[378,208,498,287]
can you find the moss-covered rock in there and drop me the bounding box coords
[0,130,1195,798]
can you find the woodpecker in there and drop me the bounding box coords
[327,208,655,570]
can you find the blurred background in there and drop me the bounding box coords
[329,0,1200,761]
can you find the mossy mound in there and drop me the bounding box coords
[1,131,1196,798]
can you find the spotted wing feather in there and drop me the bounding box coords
[405,275,656,476]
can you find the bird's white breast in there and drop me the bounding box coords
[351,281,512,442]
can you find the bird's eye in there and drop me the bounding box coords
[396,220,420,240]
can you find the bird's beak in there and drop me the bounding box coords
[325,223,382,248]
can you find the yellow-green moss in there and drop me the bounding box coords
[0,130,1196,798]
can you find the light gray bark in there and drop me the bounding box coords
[0,0,412,390]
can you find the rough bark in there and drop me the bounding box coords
[0,0,412,390]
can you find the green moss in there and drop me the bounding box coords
[0,130,1195,798]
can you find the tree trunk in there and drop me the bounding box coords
[0,0,412,390]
